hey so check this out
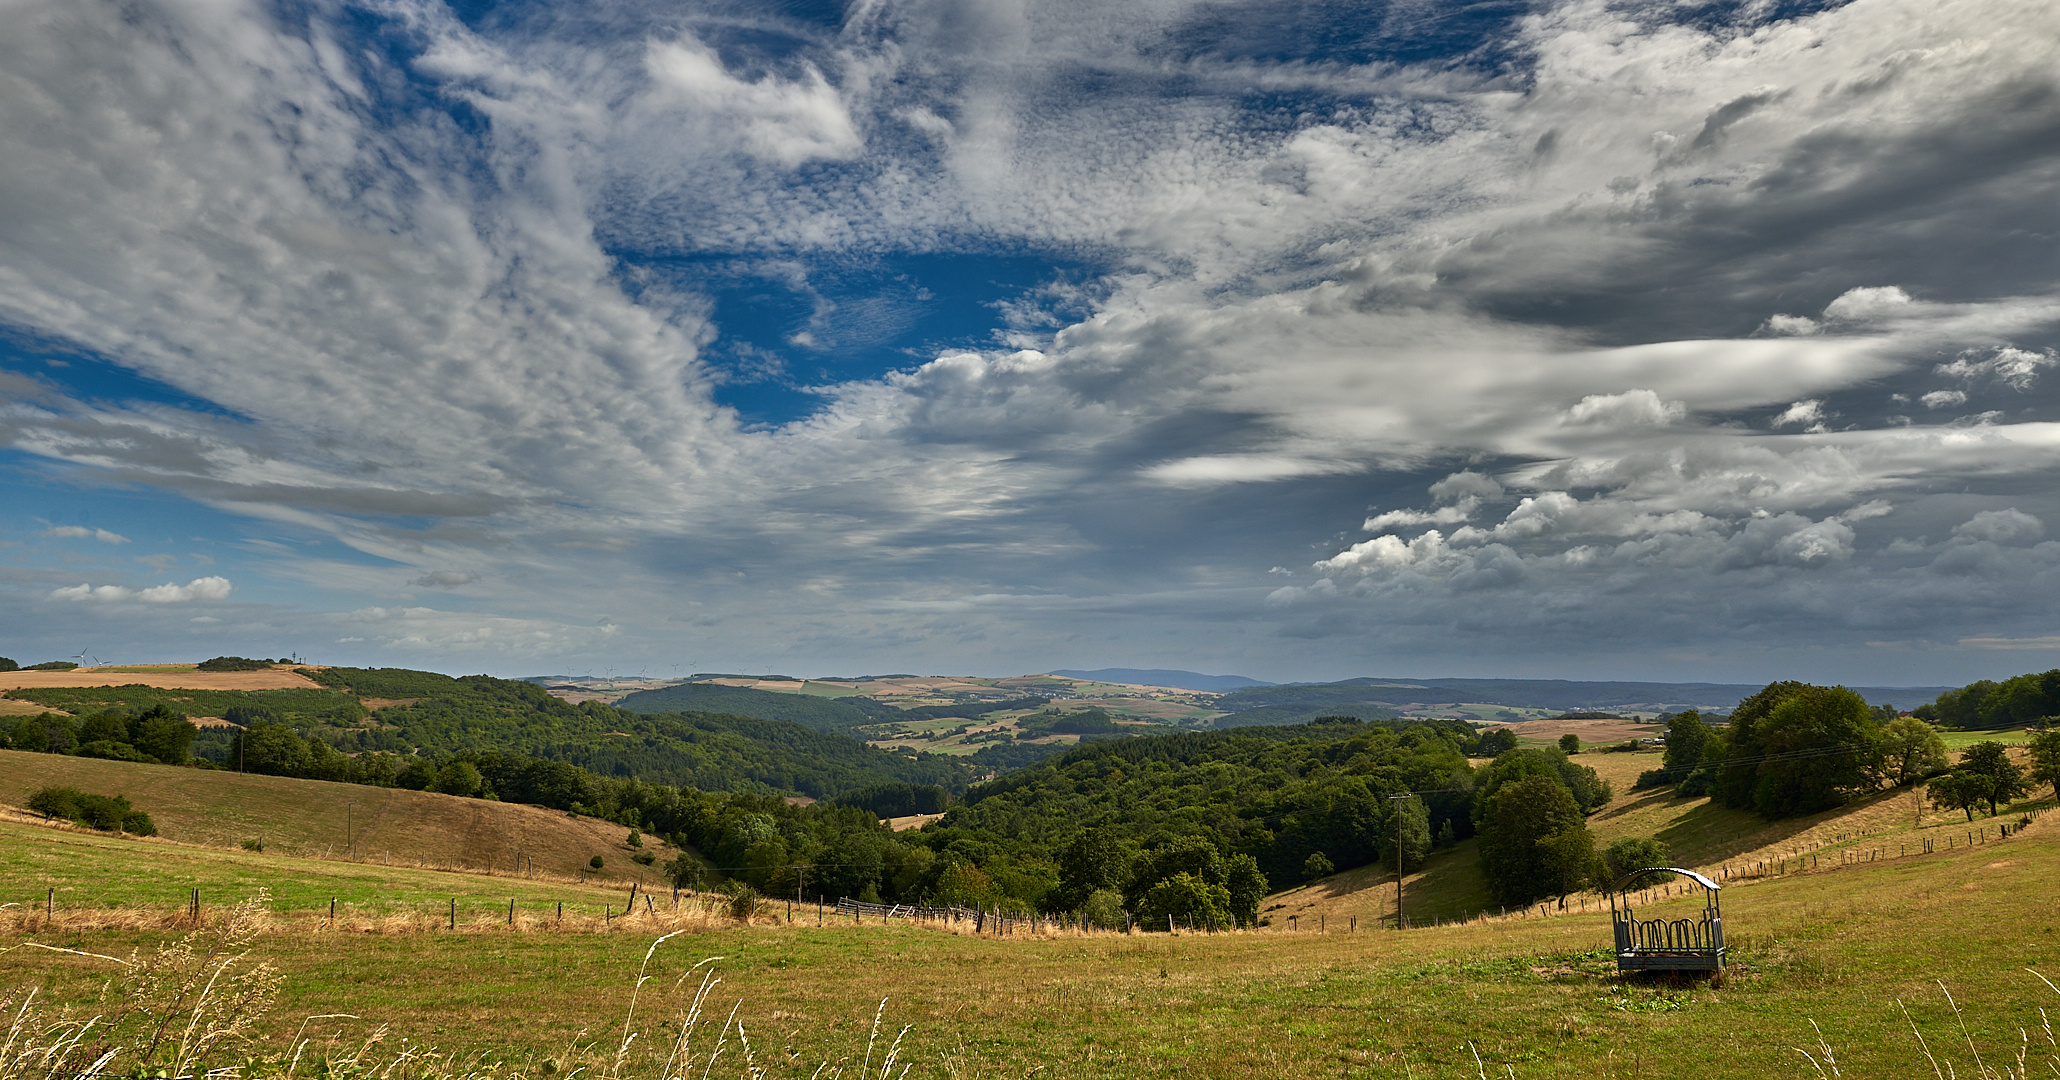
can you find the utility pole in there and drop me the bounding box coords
[1388,793,1411,930]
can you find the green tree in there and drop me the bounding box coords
[1928,772,1991,822]
[1054,829,1130,910]
[1601,836,1671,882]
[1477,775,1593,907]
[1135,872,1232,931]
[9,713,76,753]
[1301,851,1335,880]
[1662,711,1711,780]
[1958,742,2029,816]
[235,721,311,776]
[1383,794,1432,873]
[1474,728,1519,756]
[931,862,1000,909]
[1225,853,1268,928]
[1715,683,1883,818]
[433,760,485,798]
[1558,733,1581,754]
[1872,716,1948,787]
[2030,730,2060,802]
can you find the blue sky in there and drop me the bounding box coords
[4,0,2060,684]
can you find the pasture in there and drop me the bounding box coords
[0,809,2054,1079]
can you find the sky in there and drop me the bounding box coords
[3,0,2059,685]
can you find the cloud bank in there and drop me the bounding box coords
[1,0,2059,681]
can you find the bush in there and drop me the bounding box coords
[197,656,272,672]
[664,854,705,890]
[1301,851,1335,880]
[1601,836,1672,882]
[632,850,656,866]
[627,828,642,848]
[242,837,265,852]
[27,786,157,834]
[589,855,605,870]
[1633,768,1673,790]
[721,881,762,921]
[1135,871,1233,931]
[1559,733,1582,754]
[1076,888,1127,930]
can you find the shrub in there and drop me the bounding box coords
[1601,836,1672,882]
[627,828,642,848]
[721,881,762,921]
[27,786,157,834]
[242,837,265,852]
[197,656,271,672]
[1559,733,1582,754]
[1135,871,1232,931]
[1301,851,1335,880]
[589,855,605,870]
[631,850,656,866]
[1076,888,1127,930]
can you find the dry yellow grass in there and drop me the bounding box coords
[0,750,679,886]
[0,668,325,692]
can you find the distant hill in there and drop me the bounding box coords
[1049,668,1274,692]
[1216,677,1957,715]
[614,682,874,733]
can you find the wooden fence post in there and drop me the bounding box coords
[449,899,456,930]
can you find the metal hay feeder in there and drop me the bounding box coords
[1607,867,1724,973]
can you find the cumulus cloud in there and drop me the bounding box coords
[1562,390,1686,429]
[1953,508,2044,546]
[1762,314,1820,336]
[1937,347,2058,390]
[50,576,232,603]
[5,0,2060,677]
[1921,390,1969,409]
[1771,400,1827,430]
[1822,286,1914,323]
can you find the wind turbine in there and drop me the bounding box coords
[71,647,89,668]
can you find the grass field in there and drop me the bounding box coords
[0,751,681,888]
[1,810,2055,1079]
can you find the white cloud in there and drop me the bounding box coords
[1936,346,2058,391]
[1762,314,1820,336]
[50,576,232,603]
[1953,508,2044,546]
[43,526,128,543]
[1562,389,1686,429]
[1771,400,1826,430]
[1920,389,1968,409]
[1822,286,1914,323]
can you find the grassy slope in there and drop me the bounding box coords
[0,750,679,888]
[0,808,2054,1079]
[1269,745,2055,928]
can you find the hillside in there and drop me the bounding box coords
[0,749,679,887]
[1263,740,2052,928]
[6,666,971,798]
[1215,676,1957,717]
[614,681,874,732]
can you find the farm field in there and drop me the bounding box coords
[1,807,2054,1080]
[0,665,327,693]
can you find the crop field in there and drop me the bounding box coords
[1,809,2055,1079]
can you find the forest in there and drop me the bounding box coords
[8,667,2058,927]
